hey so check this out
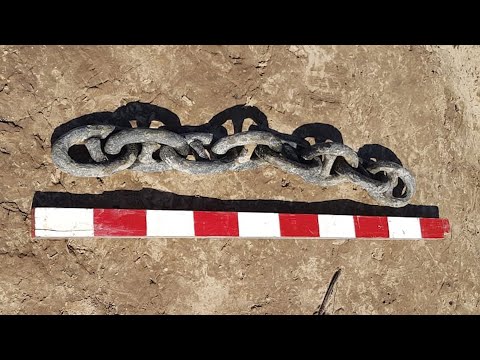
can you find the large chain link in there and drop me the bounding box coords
[51,123,416,207]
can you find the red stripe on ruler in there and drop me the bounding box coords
[193,211,239,236]
[279,213,319,237]
[354,216,389,238]
[94,209,146,236]
[419,218,450,239]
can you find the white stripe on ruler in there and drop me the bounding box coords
[318,215,356,238]
[146,210,195,236]
[387,217,422,239]
[34,208,94,237]
[238,212,280,237]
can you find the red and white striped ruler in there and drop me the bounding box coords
[31,208,450,240]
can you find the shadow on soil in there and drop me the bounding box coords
[32,189,439,218]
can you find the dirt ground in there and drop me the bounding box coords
[0,45,479,314]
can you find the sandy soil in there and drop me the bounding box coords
[0,45,479,314]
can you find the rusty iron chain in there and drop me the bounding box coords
[51,123,416,207]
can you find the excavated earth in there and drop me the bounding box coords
[1,45,479,314]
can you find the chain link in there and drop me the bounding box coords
[51,123,416,207]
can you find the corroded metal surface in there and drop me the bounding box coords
[51,121,415,207]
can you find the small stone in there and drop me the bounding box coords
[371,248,384,261]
